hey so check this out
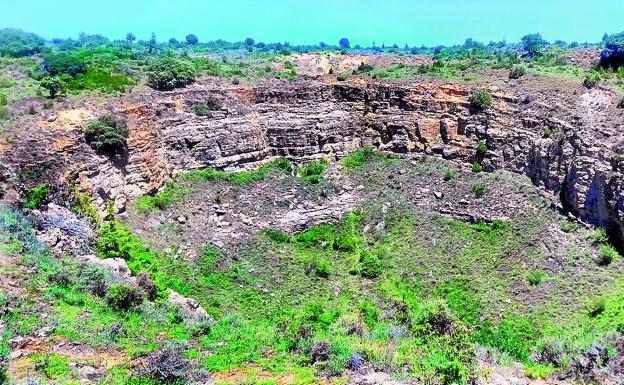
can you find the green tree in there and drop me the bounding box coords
[600,31,624,69]
[125,32,136,43]
[339,37,350,49]
[40,76,68,98]
[244,37,255,46]
[0,28,45,57]
[146,57,196,90]
[185,34,199,45]
[521,33,548,57]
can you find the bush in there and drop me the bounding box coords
[359,250,382,278]
[469,90,492,111]
[509,65,527,79]
[298,159,327,184]
[471,163,483,173]
[137,347,190,383]
[443,169,454,181]
[84,114,128,154]
[336,73,348,81]
[194,103,211,116]
[584,71,602,88]
[595,228,609,244]
[313,259,331,278]
[599,244,619,265]
[343,147,374,169]
[0,93,6,106]
[25,183,51,209]
[79,264,113,297]
[263,229,290,243]
[137,272,158,301]
[106,283,144,311]
[147,57,197,90]
[0,106,9,121]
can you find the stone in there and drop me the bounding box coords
[167,289,214,325]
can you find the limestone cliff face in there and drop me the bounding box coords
[2,78,623,243]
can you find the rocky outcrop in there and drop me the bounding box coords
[2,78,624,246]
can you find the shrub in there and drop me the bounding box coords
[472,182,486,198]
[137,272,158,301]
[476,141,487,156]
[471,163,483,173]
[595,228,609,244]
[359,250,382,278]
[336,73,348,81]
[33,353,70,379]
[599,244,619,265]
[147,57,197,90]
[524,364,554,380]
[263,229,290,243]
[313,259,331,278]
[298,159,327,184]
[0,93,6,106]
[469,90,492,111]
[509,65,527,79]
[343,147,374,169]
[96,220,147,260]
[194,103,211,116]
[527,270,545,286]
[138,347,190,383]
[584,71,602,88]
[619,97,624,109]
[25,183,51,209]
[0,106,9,121]
[78,264,113,297]
[84,114,128,154]
[106,283,144,311]
[443,169,454,181]
[543,127,553,138]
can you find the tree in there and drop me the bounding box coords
[40,76,67,98]
[148,32,157,54]
[600,31,624,69]
[169,37,178,45]
[521,33,548,57]
[147,57,197,90]
[244,37,255,46]
[185,34,199,45]
[339,37,350,49]
[0,28,45,57]
[125,33,136,43]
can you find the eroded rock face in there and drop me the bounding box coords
[2,78,624,245]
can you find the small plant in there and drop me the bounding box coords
[594,228,609,244]
[472,182,486,198]
[543,127,553,138]
[359,250,382,278]
[443,169,454,181]
[336,73,348,81]
[583,71,602,88]
[298,159,327,184]
[587,297,606,317]
[84,114,128,155]
[263,229,290,243]
[618,97,624,109]
[476,141,487,156]
[78,264,113,297]
[106,283,144,311]
[33,353,70,379]
[527,270,545,286]
[313,259,331,278]
[471,163,483,173]
[27,105,37,115]
[509,65,527,79]
[599,244,619,265]
[524,363,554,380]
[0,93,7,106]
[469,90,492,111]
[25,183,51,209]
[194,103,211,116]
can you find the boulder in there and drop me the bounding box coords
[167,289,214,325]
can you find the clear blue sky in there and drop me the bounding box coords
[3,0,623,46]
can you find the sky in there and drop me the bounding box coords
[2,0,624,47]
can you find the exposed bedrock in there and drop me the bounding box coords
[2,79,624,244]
